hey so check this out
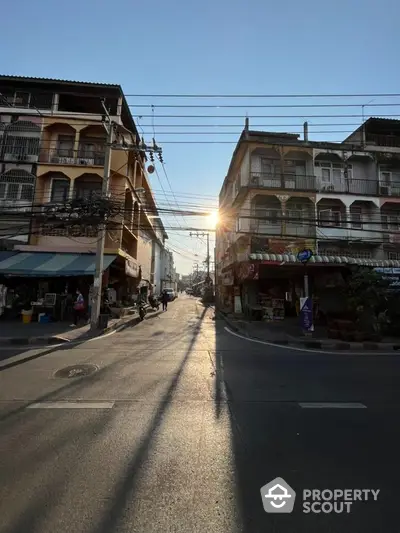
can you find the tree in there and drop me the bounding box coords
[345,267,390,332]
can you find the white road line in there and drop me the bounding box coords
[27,401,115,409]
[224,326,397,356]
[299,402,367,409]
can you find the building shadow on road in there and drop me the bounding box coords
[212,315,400,533]
[90,306,209,533]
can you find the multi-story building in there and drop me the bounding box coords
[216,118,400,314]
[0,76,169,299]
[161,248,177,291]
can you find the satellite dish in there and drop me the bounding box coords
[147,165,155,174]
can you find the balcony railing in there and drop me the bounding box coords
[40,149,105,166]
[250,172,317,192]
[249,172,381,196]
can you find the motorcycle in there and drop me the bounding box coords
[148,295,160,311]
[138,301,147,321]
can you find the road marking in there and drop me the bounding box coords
[224,326,397,356]
[299,402,367,409]
[27,401,115,409]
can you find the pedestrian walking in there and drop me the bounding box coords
[71,288,85,327]
[161,290,169,311]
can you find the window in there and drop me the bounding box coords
[75,182,101,200]
[382,214,400,231]
[322,168,331,182]
[51,179,70,202]
[57,135,74,157]
[388,252,400,260]
[0,172,35,202]
[319,209,342,227]
[261,158,279,177]
[351,208,362,229]
[380,166,400,187]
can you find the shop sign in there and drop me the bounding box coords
[297,249,313,263]
[236,262,259,281]
[264,238,315,256]
[300,297,314,332]
[125,259,138,278]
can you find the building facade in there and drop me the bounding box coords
[0,76,170,301]
[216,118,400,315]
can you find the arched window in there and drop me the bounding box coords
[0,169,35,201]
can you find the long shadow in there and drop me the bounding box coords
[91,306,208,533]
[213,314,400,532]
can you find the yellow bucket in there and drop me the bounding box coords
[22,312,32,324]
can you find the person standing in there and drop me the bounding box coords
[161,290,169,311]
[71,288,85,327]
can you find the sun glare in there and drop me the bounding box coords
[207,211,219,228]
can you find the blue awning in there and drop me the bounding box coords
[0,252,117,277]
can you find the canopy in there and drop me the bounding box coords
[249,253,400,268]
[0,252,117,277]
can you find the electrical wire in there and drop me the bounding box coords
[125,93,400,98]
[131,103,400,109]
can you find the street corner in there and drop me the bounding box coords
[260,477,296,514]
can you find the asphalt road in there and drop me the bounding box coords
[0,295,400,533]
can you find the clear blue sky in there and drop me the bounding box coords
[3,0,400,273]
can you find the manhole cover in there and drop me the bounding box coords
[55,364,98,379]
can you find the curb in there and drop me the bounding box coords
[216,310,400,353]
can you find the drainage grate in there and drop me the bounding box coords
[55,364,98,379]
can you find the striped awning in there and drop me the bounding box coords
[248,253,400,268]
[0,252,117,277]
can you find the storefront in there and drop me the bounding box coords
[0,251,117,322]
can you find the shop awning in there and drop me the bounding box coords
[249,253,400,268]
[0,252,117,277]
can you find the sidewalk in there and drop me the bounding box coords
[218,312,400,352]
[0,306,162,346]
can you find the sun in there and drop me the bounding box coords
[207,211,219,228]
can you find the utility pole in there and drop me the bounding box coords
[190,232,213,302]
[190,232,210,283]
[89,113,163,331]
[90,103,114,331]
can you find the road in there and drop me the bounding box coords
[0,295,400,532]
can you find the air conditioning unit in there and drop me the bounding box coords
[379,186,390,196]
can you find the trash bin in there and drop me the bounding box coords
[98,314,109,329]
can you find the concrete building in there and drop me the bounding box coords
[0,76,169,299]
[161,248,177,292]
[216,118,400,315]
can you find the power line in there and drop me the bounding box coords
[131,103,400,109]
[133,113,400,118]
[126,93,400,98]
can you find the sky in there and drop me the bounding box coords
[2,0,400,273]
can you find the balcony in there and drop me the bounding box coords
[40,149,105,167]
[250,172,317,192]
[249,172,382,196]
[366,133,400,149]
